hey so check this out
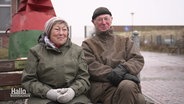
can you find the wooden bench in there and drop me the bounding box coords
[0,59,29,103]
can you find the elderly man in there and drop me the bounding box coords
[82,7,146,104]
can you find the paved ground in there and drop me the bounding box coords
[140,51,184,104]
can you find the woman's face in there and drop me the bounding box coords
[50,23,68,47]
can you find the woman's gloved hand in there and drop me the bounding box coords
[46,88,67,101]
[57,88,75,103]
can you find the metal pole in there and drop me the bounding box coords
[131,12,134,33]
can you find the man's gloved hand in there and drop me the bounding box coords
[57,88,75,103]
[46,89,67,101]
[107,64,128,86]
[124,73,140,84]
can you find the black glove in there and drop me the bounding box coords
[107,64,128,86]
[124,73,140,84]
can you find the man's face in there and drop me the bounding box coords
[92,14,113,32]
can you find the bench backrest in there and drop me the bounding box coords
[0,59,28,101]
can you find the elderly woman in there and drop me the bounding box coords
[21,17,91,104]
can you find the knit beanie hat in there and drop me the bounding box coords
[92,7,112,20]
[44,17,69,37]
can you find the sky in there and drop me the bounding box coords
[51,0,184,45]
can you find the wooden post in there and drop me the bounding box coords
[132,30,140,49]
[131,30,140,78]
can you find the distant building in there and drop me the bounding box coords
[0,0,19,48]
[85,25,184,54]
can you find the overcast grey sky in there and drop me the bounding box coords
[51,0,184,45]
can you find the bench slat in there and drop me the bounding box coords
[0,71,22,86]
[0,60,15,72]
[0,59,26,72]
